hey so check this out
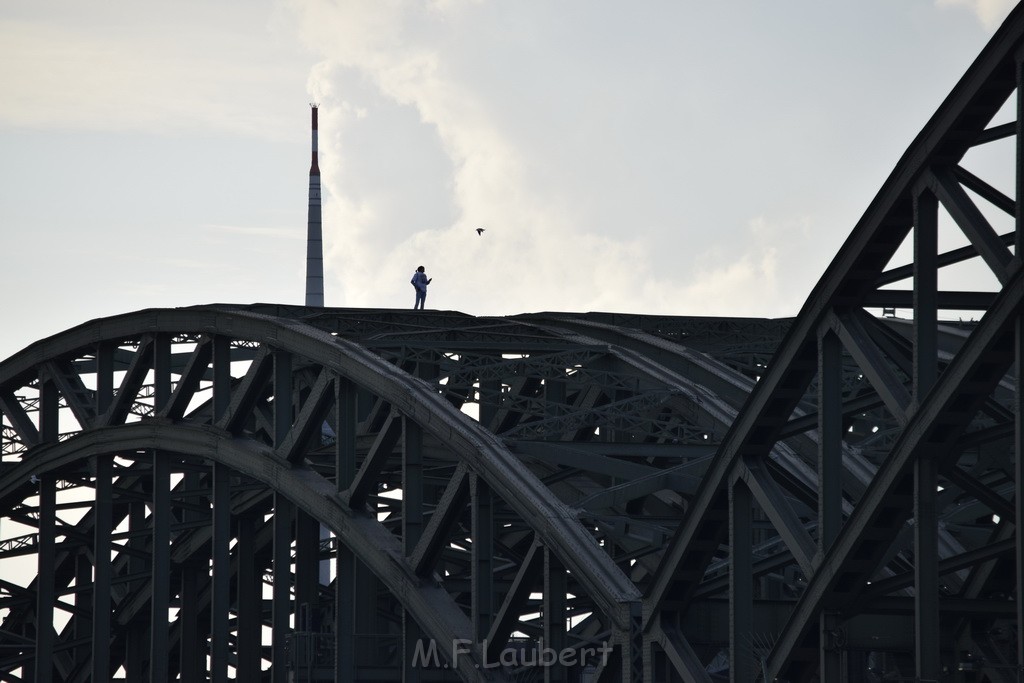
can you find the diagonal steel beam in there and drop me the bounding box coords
[96,337,153,428]
[159,336,213,420]
[831,310,911,426]
[277,368,335,464]
[737,457,816,576]
[954,164,1015,215]
[652,619,713,683]
[485,537,543,661]
[930,165,1014,285]
[941,464,1016,521]
[346,407,401,508]
[575,464,706,512]
[216,346,272,434]
[43,360,95,429]
[409,462,470,576]
[860,537,1015,600]
[874,230,1015,287]
[509,441,662,480]
[0,391,39,447]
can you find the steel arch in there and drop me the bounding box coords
[2,307,673,681]
[0,423,493,680]
[646,4,1024,681]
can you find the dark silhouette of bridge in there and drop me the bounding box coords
[3,5,1024,681]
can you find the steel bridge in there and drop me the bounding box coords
[3,6,1024,683]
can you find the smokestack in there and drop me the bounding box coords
[305,104,324,307]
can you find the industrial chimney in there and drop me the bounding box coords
[305,104,324,307]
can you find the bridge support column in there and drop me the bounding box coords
[730,480,753,683]
[236,512,263,679]
[124,501,148,680]
[92,454,113,682]
[820,611,845,683]
[403,415,425,683]
[472,475,494,644]
[211,462,232,683]
[272,493,294,683]
[818,328,842,555]
[544,546,567,683]
[336,377,357,680]
[913,187,941,681]
[150,451,171,682]
[178,559,204,683]
[35,472,55,683]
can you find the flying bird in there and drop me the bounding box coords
[476,227,485,236]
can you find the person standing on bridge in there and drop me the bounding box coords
[411,265,432,309]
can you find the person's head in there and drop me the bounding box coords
[417,266,425,272]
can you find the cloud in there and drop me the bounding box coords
[667,215,824,318]
[936,0,1016,29]
[289,1,998,319]
[291,1,686,314]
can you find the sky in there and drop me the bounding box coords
[0,0,1018,361]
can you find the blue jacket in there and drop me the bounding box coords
[412,271,429,293]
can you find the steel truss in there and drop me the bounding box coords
[3,6,1024,682]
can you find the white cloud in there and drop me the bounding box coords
[936,0,1016,29]
[666,215,826,318]
[287,2,895,318]
[292,1,682,314]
